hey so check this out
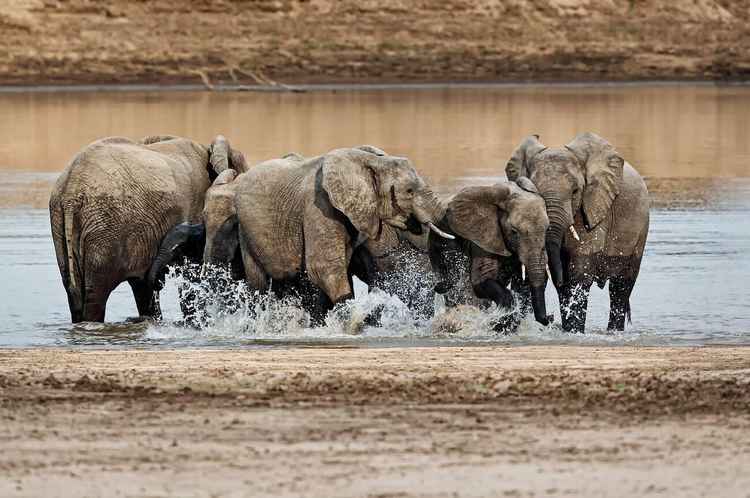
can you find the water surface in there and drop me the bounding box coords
[1,84,748,347]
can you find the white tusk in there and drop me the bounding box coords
[546,265,552,281]
[521,264,526,281]
[569,225,581,241]
[428,222,455,240]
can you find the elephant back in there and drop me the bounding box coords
[233,158,311,279]
[53,137,212,279]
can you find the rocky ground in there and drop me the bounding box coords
[1,0,749,87]
[1,346,749,497]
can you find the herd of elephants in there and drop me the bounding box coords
[48,132,650,334]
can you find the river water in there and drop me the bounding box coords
[1,84,749,347]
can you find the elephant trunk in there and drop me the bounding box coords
[542,194,573,289]
[147,223,205,291]
[413,188,453,239]
[202,220,238,268]
[530,285,549,326]
[526,253,548,326]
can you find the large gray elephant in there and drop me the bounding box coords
[428,179,551,328]
[152,147,440,323]
[201,146,451,322]
[505,132,650,333]
[49,135,247,322]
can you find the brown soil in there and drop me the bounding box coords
[1,346,749,497]
[1,0,749,87]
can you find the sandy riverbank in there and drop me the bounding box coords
[1,346,749,497]
[2,1,750,86]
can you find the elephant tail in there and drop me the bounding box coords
[57,203,84,321]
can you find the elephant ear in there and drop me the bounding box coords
[566,132,624,230]
[229,149,249,173]
[209,135,248,175]
[446,184,512,256]
[505,135,546,181]
[321,150,380,240]
[515,176,539,194]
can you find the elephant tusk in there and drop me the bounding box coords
[521,264,526,282]
[546,265,552,281]
[428,222,455,240]
[569,225,581,241]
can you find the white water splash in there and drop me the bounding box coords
[146,263,656,346]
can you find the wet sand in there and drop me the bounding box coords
[1,346,749,497]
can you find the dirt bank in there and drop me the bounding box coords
[1,346,749,497]
[2,0,749,87]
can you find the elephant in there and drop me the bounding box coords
[194,146,452,323]
[505,132,650,333]
[151,147,442,323]
[49,134,247,323]
[428,178,552,329]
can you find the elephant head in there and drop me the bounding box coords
[432,181,550,325]
[202,169,241,269]
[505,133,624,289]
[320,148,452,244]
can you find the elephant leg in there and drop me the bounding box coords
[304,212,354,306]
[310,288,334,326]
[128,278,161,320]
[82,272,118,323]
[559,276,593,333]
[473,279,513,309]
[239,233,268,291]
[470,246,509,307]
[607,275,636,331]
[606,254,642,331]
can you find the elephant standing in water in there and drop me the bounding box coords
[505,133,649,333]
[428,179,552,329]
[152,147,439,322]
[49,135,247,322]
[191,146,451,322]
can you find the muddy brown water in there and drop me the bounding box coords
[0,84,749,347]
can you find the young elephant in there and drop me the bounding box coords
[505,132,650,332]
[204,147,452,322]
[429,179,551,328]
[49,135,246,322]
